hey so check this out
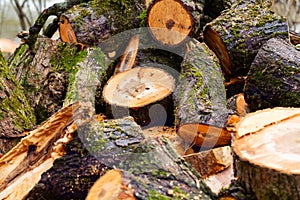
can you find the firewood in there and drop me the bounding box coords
[86,169,135,200]
[79,117,215,199]
[173,39,233,148]
[289,31,300,45]
[103,66,175,126]
[183,146,233,178]
[244,37,300,111]
[233,107,300,199]
[147,0,204,46]
[203,0,288,78]
[227,93,250,117]
[114,35,139,75]
[0,102,82,200]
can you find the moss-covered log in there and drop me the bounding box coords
[173,39,232,148]
[62,0,146,47]
[7,40,88,124]
[81,117,216,199]
[26,116,216,199]
[0,52,36,153]
[244,38,300,111]
[233,107,300,200]
[203,0,288,78]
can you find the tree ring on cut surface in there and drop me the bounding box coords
[147,0,193,46]
[103,67,175,108]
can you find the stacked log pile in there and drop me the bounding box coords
[0,0,299,199]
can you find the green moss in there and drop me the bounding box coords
[138,9,147,27]
[50,43,87,83]
[89,0,145,33]
[0,51,36,131]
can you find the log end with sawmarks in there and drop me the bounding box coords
[233,107,300,199]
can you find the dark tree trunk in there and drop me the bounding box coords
[244,38,300,111]
[203,0,288,79]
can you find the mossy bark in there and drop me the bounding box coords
[203,0,288,78]
[244,38,300,111]
[173,39,231,127]
[26,117,216,199]
[7,39,88,124]
[0,52,36,153]
[62,0,146,47]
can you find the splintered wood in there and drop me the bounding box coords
[0,103,81,200]
[103,67,175,108]
[233,107,300,199]
[114,35,139,75]
[86,169,135,200]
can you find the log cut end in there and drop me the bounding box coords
[233,107,300,198]
[234,108,300,174]
[103,67,175,108]
[147,0,193,46]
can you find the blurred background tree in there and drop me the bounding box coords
[0,0,63,40]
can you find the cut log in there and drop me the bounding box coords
[78,117,215,199]
[103,66,175,127]
[203,0,288,78]
[104,67,174,108]
[244,37,300,111]
[7,38,89,123]
[62,0,146,47]
[0,52,36,153]
[147,0,204,46]
[173,39,232,148]
[0,102,82,200]
[233,107,300,199]
[183,146,233,178]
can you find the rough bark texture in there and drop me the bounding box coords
[7,40,88,124]
[203,0,288,78]
[27,117,216,199]
[0,52,36,153]
[173,39,231,127]
[26,132,109,200]
[63,0,146,47]
[244,38,300,111]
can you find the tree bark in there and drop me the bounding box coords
[0,52,36,153]
[25,116,216,199]
[233,107,300,199]
[7,40,88,124]
[173,39,232,148]
[203,0,288,79]
[244,38,300,111]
